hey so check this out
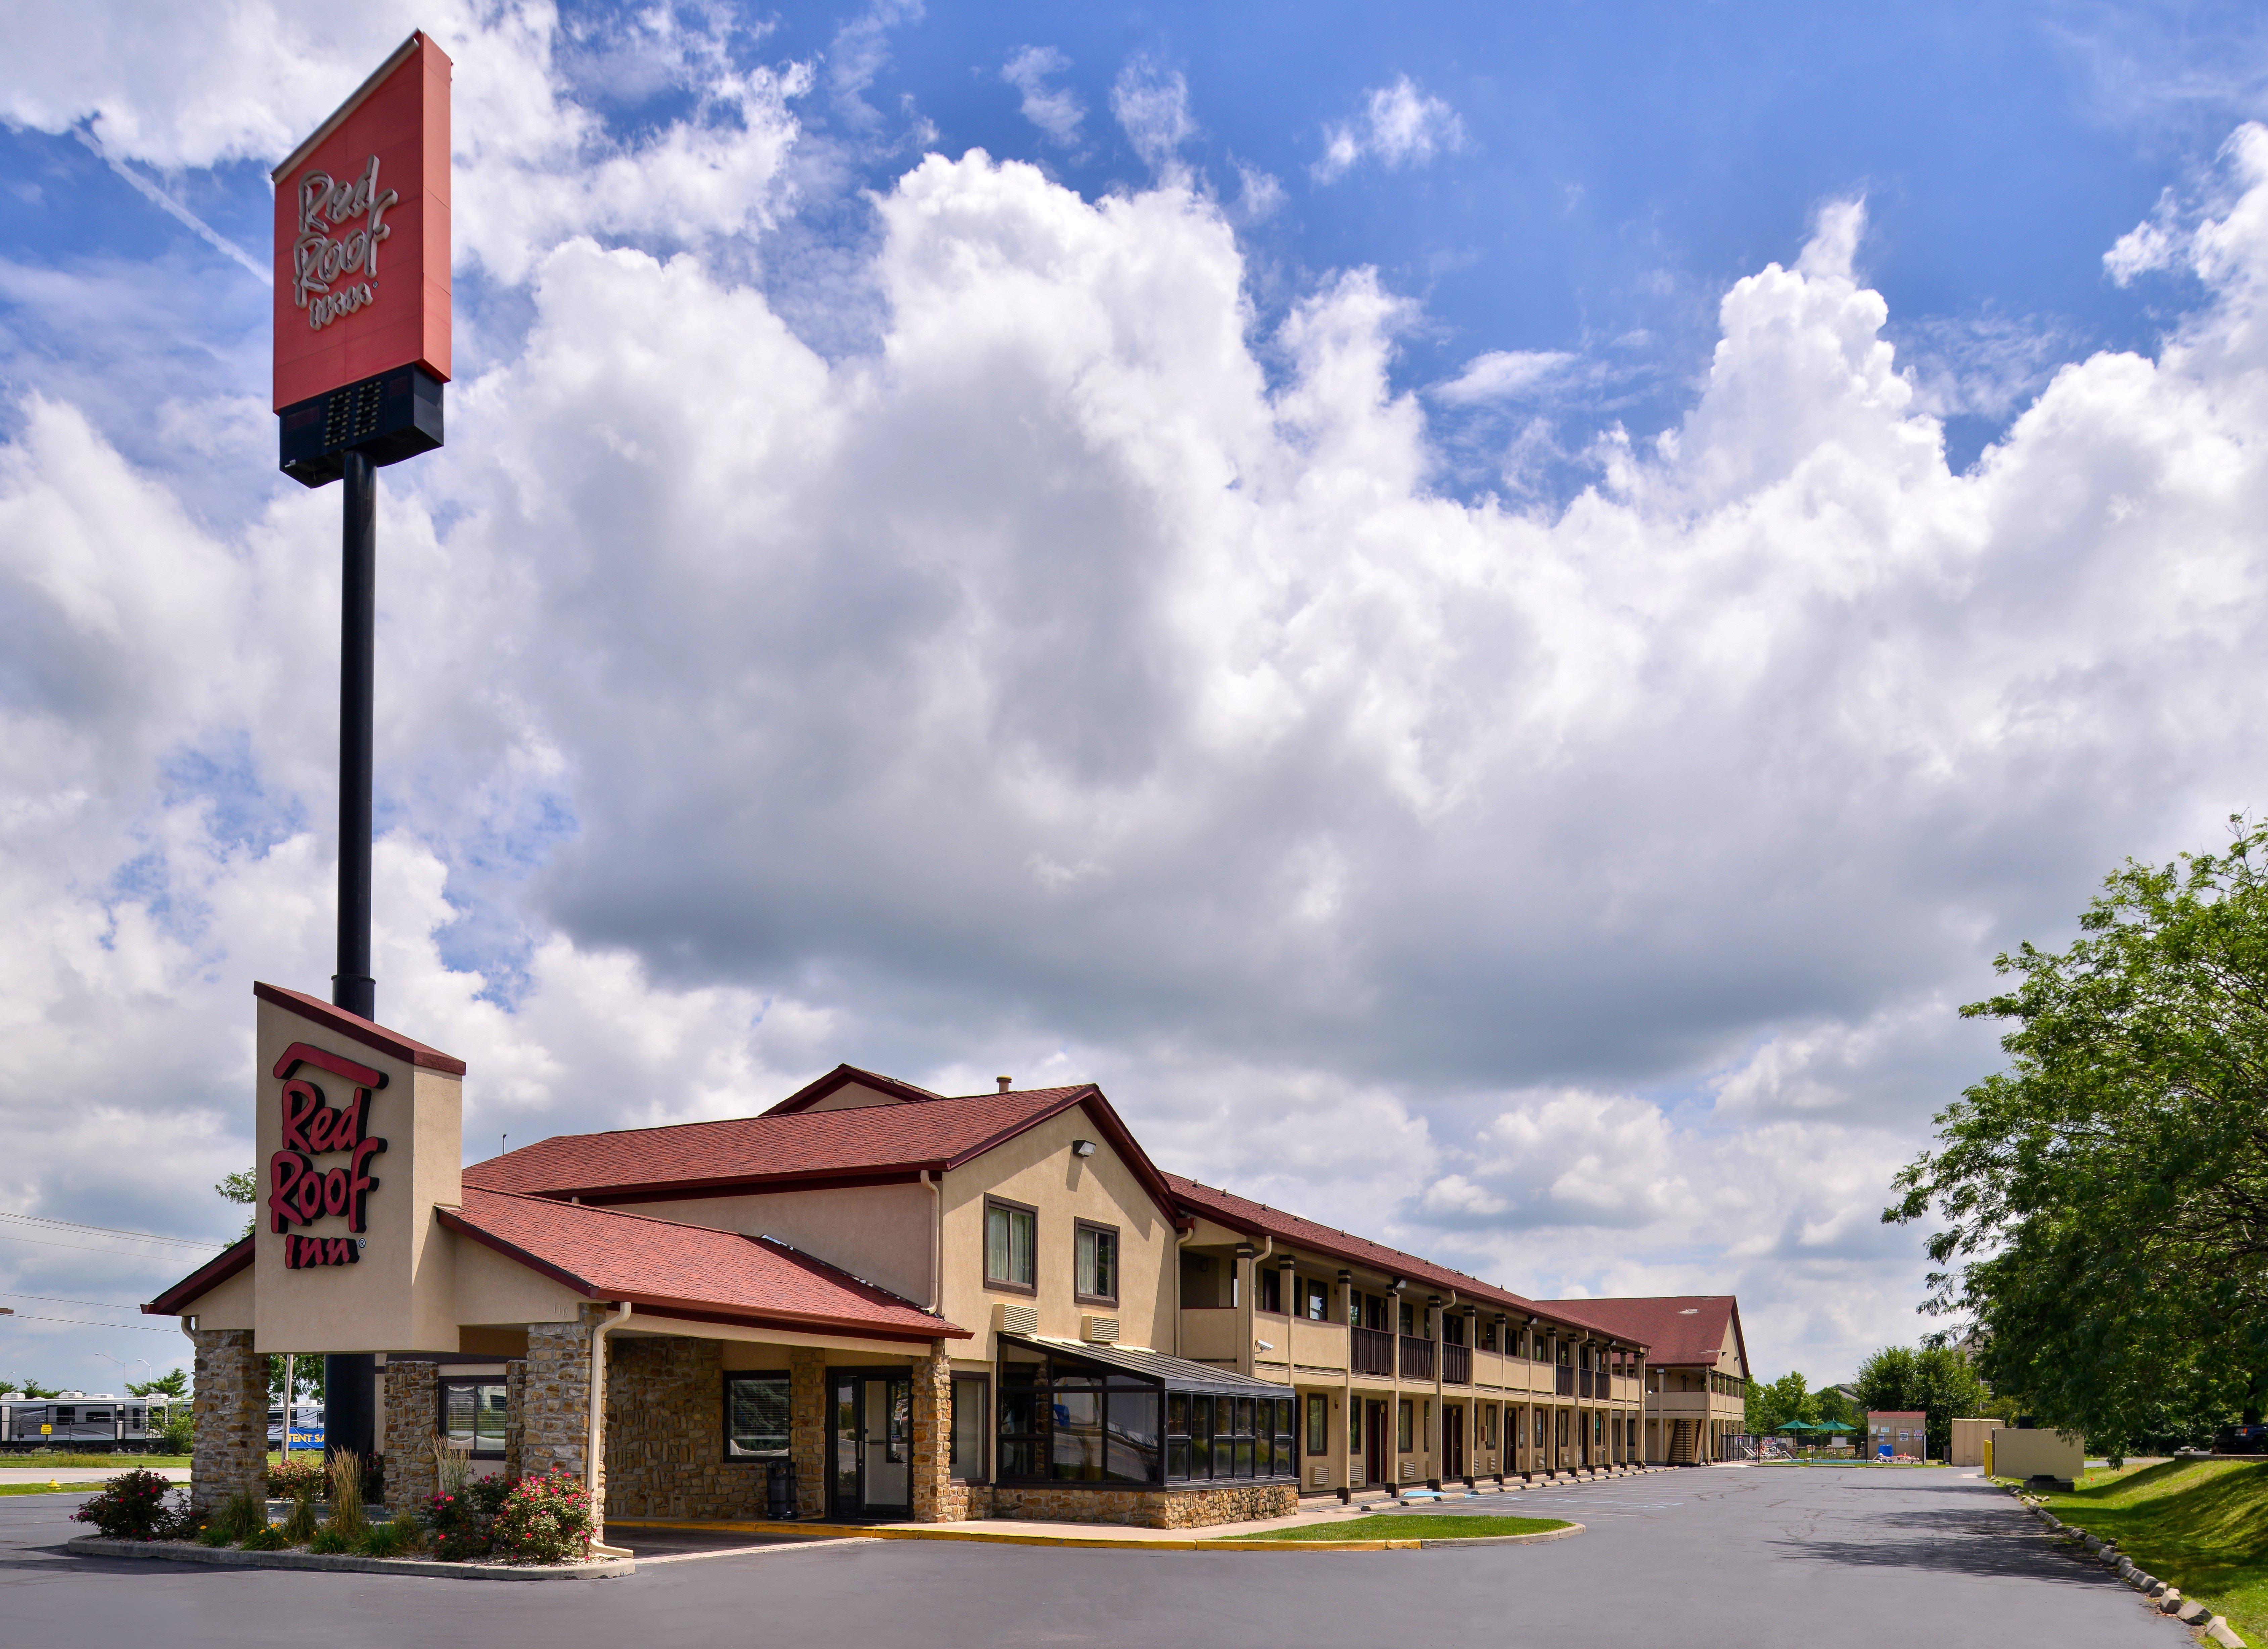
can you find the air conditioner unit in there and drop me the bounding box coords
[1083,1315,1120,1344]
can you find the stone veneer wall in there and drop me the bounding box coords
[789,1347,827,1520]
[908,1344,966,1523]
[188,1328,266,1513]
[603,1335,769,1520]
[521,1316,593,1484]
[380,1361,438,1518]
[984,1481,1298,1529]
[503,1358,526,1481]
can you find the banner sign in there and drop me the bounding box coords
[272,31,451,484]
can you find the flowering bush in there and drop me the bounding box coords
[266,1455,327,1499]
[489,1469,594,1565]
[422,1476,511,1562]
[72,1469,185,1541]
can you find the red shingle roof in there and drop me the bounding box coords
[462,1083,1188,1228]
[255,981,466,1075]
[1531,1295,1744,1371]
[439,1187,967,1341]
[1164,1175,1650,1351]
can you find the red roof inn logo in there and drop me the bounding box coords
[266,1040,388,1268]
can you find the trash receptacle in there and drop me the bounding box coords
[766,1459,796,1519]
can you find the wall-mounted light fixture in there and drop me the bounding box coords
[1071,1139,1097,1158]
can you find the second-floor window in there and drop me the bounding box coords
[1300,1277,1328,1320]
[1074,1221,1118,1304]
[986,1197,1037,1292]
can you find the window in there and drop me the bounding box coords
[1074,1221,1118,1305]
[998,1361,1047,1478]
[1349,1399,1362,1451]
[1397,1399,1413,1453]
[1306,1393,1328,1455]
[1443,1313,1465,1346]
[723,1373,791,1459]
[440,1379,508,1459]
[1535,1408,1547,1446]
[985,1197,1037,1293]
[1480,1319,1497,1352]
[1398,1300,1414,1336]
[1481,1405,1496,1448]
[1301,1277,1328,1320]
[950,1374,988,1481]
[1258,1268,1283,1315]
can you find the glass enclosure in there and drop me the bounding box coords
[996,1343,1298,1487]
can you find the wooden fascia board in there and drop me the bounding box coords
[142,1235,256,1316]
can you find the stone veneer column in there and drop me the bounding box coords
[188,1328,266,1513]
[522,1315,595,1533]
[908,1341,968,1523]
[503,1358,526,1481]
[381,1361,438,1518]
[789,1346,827,1520]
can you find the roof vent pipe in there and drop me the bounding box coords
[997,1076,1012,1092]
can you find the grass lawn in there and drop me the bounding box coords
[0,1481,108,1497]
[3,1454,191,1471]
[2033,1458,2268,1646]
[1217,1513,1572,1543]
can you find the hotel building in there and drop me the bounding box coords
[149,986,1666,1535]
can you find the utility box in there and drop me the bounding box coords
[1989,1426,2083,1487]
[1950,1417,1998,1467]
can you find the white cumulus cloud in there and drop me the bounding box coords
[1315,75,1465,182]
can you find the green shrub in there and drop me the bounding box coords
[210,1486,266,1544]
[280,1496,320,1544]
[489,1469,595,1565]
[357,1520,415,1558]
[159,1407,194,1455]
[239,1522,287,1551]
[70,1469,183,1541]
[307,1527,352,1555]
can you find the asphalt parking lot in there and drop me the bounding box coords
[0,1467,2193,1649]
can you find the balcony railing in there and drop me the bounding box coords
[1441,1342,1471,1385]
[1351,1326,1396,1378]
[1579,1369,1595,1400]
[1556,1366,1575,1398]
[1400,1334,1435,1382]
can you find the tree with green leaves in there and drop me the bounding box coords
[1851,1346,1991,1458]
[217,1168,257,1240]
[127,1369,189,1399]
[1888,820,2268,1453]
[1745,1371,1817,1435]
[3,1377,61,1399]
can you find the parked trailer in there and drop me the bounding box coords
[0,1396,173,1449]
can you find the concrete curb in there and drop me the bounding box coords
[606,1515,1582,1554]
[65,1535,633,1581]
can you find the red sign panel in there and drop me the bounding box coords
[271,32,452,411]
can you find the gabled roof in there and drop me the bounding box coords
[1164,1175,1649,1352]
[1531,1295,1745,1371]
[761,1063,946,1115]
[144,1234,254,1316]
[254,981,466,1076]
[464,1083,1189,1229]
[438,1188,967,1342]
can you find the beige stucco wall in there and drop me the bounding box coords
[452,1233,589,1326]
[798,1083,907,1113]
[188,1262,257,1332]
[1991,1426,2084,1480]
[607,1182,933,1308]
[251,995,462,1354]
[940,1106,1174,1358]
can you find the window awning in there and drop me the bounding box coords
[998,1333,1292,1397]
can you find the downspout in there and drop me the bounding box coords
[1173,1225,1194,1358]
[1239,1235,1272,1376]
[922,1171,941,1313]
[1433,1289,1454,1488]
[587,1300,633,1558]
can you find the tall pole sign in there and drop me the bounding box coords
[271,31,452,1025]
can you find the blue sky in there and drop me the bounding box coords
[3,0,2268,1398]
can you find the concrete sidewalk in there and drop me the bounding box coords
[0,1466,188,1487]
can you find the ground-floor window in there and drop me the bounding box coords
[1306,1393,1328,1454]
[1481,1405,1496,1448]
[1397,1399,1413,1453]
[1349,1397,1362,1452]
[440,1379,507,1459]
[723,1372,791,1460]
[950,1373,988,1481]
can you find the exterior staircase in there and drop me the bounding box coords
[1668,1419,1698,1465]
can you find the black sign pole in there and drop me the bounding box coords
[326,452,379,1466]
[333,450,377,1023]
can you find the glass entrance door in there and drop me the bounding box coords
[830,1373,912,1520]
